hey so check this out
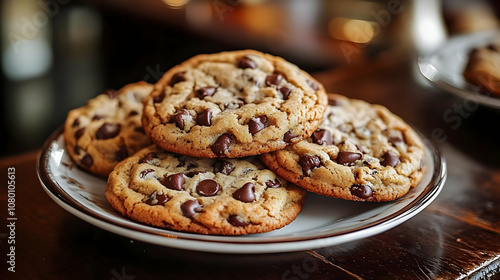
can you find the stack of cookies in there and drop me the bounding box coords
[64,50,425,235]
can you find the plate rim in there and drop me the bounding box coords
[37,127,447,253]
[418,30,500,109]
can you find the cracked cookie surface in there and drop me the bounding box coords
[105,145,306,235]
[260,94,425,202]
[64,81,154,177]
[142,50,328,158]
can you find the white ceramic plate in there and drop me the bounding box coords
[37,128,446,254]
[418,30,500,109]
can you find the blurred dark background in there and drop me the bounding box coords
[1,0,499,157]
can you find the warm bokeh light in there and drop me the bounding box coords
[162,0,189,9]
[328,17,376,44]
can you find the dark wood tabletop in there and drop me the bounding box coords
[1,57,499,280]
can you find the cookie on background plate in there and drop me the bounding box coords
[105,145,306,235]
[463,40,500,95]
[64,81,154,177]
[142,49,328,158]
[260,94,426,202]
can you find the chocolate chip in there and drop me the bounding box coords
[184,171,204,178]
[72,118,80,127]
[330,99,341,106]
[336,151,362,166]
[266,179,282,188]
[153,92,166,103]
[96,123,121,139]
[284,131,298,143]
[388,136,404,146]
[248,115,268,135]
[74,145,82,155]
[139,152,157,164]
[128,110,139,117]
[238,56,257,69]
[214,160,235,175]
[170,71,186,86]
[81,154,93,168]
[487,44,500,52]
[350,184,373,199]
[380,151,400,167]
[197,109,212,126]
[265,74,283,87]
[299,155,321,175]
[228,215,249,227]
[211,134,232,157]
[75,128,85,140]
[312,129,333,145]
[196,86,216,99]
[161,173,185,191]
[279,86,292,99]
[172,109,190,130]
[114,145,129,162]
[92,115,104,121]
[139,168,155,179]
[181,200,201,218]
[233,182,256,203]
[103,89,118,98]
[196,179,221,196]
[306,79,319,91]
[145,191,169,205]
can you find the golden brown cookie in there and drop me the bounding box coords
[105,145,306,235]
[64,81,154,177]
[463,41,500,95]
[260,94,426,202]
[142,50,328,158]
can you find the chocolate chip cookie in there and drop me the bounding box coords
[105,145,306,235]
[64,81,154,177]
[463,40,500,95]
[142,50,328,158]
[260,94,426,202]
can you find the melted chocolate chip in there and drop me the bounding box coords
[169,71,186,86]
[139,152,157,164]
[196,179,221,197]
[196,86,216,99]
[266,178,282,188]
[139,168,155,179]
[214,160,235,175]
[284,131,298,143]
[161,173,185,191]
[81,154,93,168]
[181,200,201,218]
[228,215,249,227]
[388,136,404,146]
[96,123,121,139]
[92,115,104,121]
[128,110,139,117]
[211,134,232,157]
[306,79,319,90]
[172,109,190,130]
[265,74,283,86]
[72,118,80,127]
[350,184,373,199]
[114,145,129,162]
[238,56,257,69]
[184,171,204,178]
[153,92,166,103]
[380,151,400,167]
[103,89,118,98]
[145,191,169,205]
[336,151,362,166]
[279,86,292,99]
[233,182,256,203]
[312,129,333,145]
[248,116,268,135]
[299,155,321,175]
[75,128,85,139]
[134,126,146,134]
[197,109,212,126]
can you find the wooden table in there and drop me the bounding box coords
[1,58,499,279]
